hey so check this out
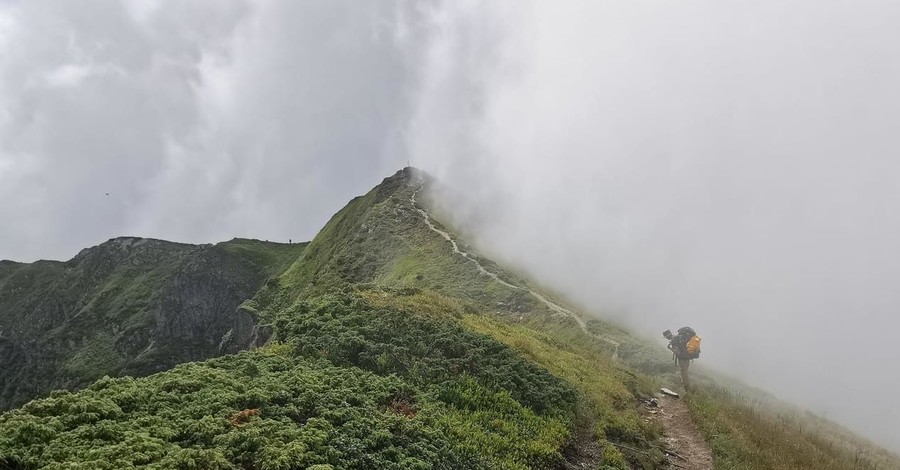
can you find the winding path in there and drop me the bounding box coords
[411,186,620,358]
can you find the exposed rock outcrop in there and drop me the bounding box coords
[0,237,305,409]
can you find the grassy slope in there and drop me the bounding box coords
[255,169,670,465]
[377,170,900,469]
[0,291,578,469]
[400,173,900,469]
[683,374,899,470]
[362,288,667,468]
[268,169,542,316]
[245,169,676,467]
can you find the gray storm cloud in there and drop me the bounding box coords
[1,0,899,453]
[0,0,418,262]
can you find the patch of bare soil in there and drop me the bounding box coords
[558,418,603,470]
[645,395,714,469]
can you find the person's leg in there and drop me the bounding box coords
[678,358,691,391]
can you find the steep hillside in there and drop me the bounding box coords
[249,168,900,469]
[266,168,541,315]
[1,168,897,469]
[0,237,306,410]
[682,372,900,470]
[0,289,661,470]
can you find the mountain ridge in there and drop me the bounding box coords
[1,168,897,469]
[0,237,306,410]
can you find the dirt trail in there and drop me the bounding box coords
[411,188,523,291]
[648,395,714,469]
[412,186,713,468]
[411,186,620,357]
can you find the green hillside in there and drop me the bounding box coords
[0,237,306,410]
[1,168,897,469]
[267,169,539,315]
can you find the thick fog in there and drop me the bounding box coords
[408,1,900,452]
[1,0,899,452]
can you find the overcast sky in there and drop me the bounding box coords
[2,0,899,453]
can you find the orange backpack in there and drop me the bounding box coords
[678,326,701,359]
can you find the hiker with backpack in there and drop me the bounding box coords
[663,327,701,391]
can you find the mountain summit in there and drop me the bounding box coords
[272,167,543,315]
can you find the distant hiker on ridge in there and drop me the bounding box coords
[663,327,701,391]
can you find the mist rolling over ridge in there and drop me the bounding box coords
[408,1,900,452]
[1,0,899,458]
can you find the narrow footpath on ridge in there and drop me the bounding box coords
[412,185,714,470]
[650,395,714,470]
[411,186,620,357]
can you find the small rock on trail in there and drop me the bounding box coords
[645,395,714,470]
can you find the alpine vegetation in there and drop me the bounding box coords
[2,169,896,469]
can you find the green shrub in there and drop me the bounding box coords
[274,292,578,420]
[0,291,581,469]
